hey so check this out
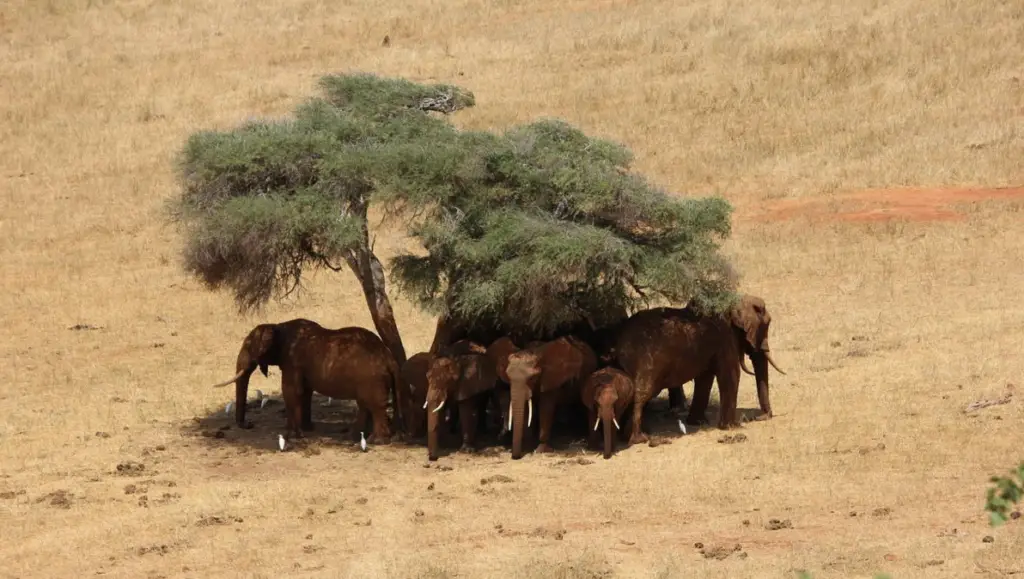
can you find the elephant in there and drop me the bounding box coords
[580,367,635,459]
[505,336,597,459]
[611,295,786,445]
[424,341,499,461]
[668,294,786,423]
[210,319,409,443]
[484,336,521,437]
[400,352,434,438]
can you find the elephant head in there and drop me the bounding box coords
[729,294,787,419]
[211,323,280,428]
[424,352,497,461]
[506,337,597,459]
[582,368,634,459]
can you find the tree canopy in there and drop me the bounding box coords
[170,72,739,357]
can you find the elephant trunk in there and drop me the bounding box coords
[234,364,254,428]
[426,398,443,461]
[510,386,528,460]
[751,352,771,417]
[601,405,615,459]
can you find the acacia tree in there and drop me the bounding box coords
[170,72,739,368]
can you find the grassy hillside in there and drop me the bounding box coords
[1,0,1022,577]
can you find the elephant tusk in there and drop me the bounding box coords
[613,418,620,430]
[527,399,533,428]
[432,399,445,413]
[739,356,755,376]
[593,416,601,431]
[423,400,428,409]
[765,351,787,375]
[211,369,246,388]
[507,401,513,431]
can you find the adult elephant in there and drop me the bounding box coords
[612,295,785,444]
[505,336,597,459]
[424,341,499,461]
[210,319,410,443]
[404,341,489,440]
[485,336,520,437]
[673,294,786,424]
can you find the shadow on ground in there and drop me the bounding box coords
[183,389,764,459]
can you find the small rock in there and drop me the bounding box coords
[355,497,367,505]
[305,534,313,540]
[742,519,750,526]
[694,542,704,549]
[1011,511,1021,520]
[480,475,514,485]
[765,518,792,530]
[982,535,994,543]
[415,510,424,517]
[872,507,892,517]
[427,483,435,491]
[95,432,111,439]
[884,554,897,562]
[717,433,748,444]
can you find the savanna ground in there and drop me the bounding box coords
[2,0,1023,577]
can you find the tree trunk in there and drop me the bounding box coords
[343,198,407,368]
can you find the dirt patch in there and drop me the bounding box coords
[745,186,1024,223]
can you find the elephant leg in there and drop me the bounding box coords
[368,400,392,444]
[300,384,314,431]
[281,370,304,439]
[629,374,655,446]
[354,402,372,441]
[668,386,687,414]
[458,399,478,453]
[716,357,742,430]
[685,370,715,426]
[535,391,558,453]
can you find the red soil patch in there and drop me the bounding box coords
[743,186,1024,223]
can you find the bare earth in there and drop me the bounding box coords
[2,1,1023,578]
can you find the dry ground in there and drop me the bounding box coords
[2,0,1023,577]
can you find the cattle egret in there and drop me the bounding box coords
[255,389,264,401]
[360,431,368,452]
[278,434,286,451]
[225,401,234,415]
[677,419,687,434]
[321,396,332,407]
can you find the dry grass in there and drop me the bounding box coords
[2,0,1023,577]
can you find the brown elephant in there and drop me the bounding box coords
[210,319,409,443]
[424,341,499,461]
[401,352,434,438]
[671,294,786,424]
[580,367,635,459]
[485,336,520,436]
[505,336,597,459]
[612,295,786,445]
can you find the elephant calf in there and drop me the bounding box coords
[211,318,409,443]
[580,367,635,459]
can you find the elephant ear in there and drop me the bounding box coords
[455,354,498,401]
[250,325,276,377]
[732,295,767,351]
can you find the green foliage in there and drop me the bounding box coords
[984,462,1024,527]
[170,72,738,335]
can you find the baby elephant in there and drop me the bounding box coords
[580,367,635,459]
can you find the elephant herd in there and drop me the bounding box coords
[210,294,786,460]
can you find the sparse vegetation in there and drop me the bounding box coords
[985,462,1024,527]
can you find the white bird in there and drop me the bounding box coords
[278,434,286,452]
[321,396,332,407]
[260,397,270,409]
[677,419,688,435]
[254,389,264,401]
[359,431,368,452]
[225,401,234,415]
